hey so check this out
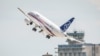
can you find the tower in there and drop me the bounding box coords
[57,31,100,56]
[67,31,84,44]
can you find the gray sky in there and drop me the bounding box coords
[0,0,100,56]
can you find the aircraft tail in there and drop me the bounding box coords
[60,17,75,32]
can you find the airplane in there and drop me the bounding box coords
[18,8,83,43]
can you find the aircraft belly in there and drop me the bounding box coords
[54,31,65,37]
[48,28,65,37]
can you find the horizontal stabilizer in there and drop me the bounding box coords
[60,17,75,32]
[66,36,85,44]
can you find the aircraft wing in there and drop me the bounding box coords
[18,8,34,25]
[18,8,52,36]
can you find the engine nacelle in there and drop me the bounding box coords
[24,18,30,25]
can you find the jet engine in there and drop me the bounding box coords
[24,18,33,25]
[24,18,30,25]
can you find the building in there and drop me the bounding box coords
[83,44,100,56]
[67,31,84,44]
[57,31,100,56]
[58,44,100,56]
[58,44,85,56]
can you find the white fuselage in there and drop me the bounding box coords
[27,11,66,37]
[18,8,84,43]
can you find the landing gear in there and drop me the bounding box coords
[32,28,37,31]
[26,24,29,25]
[46,35,50,39]
[30,21,33,25]
[39,29,43,33]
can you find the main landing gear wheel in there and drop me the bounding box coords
[32,28,37,31]
[46,35,50,39]
[30,22,33,25]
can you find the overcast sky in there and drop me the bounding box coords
[0,0,100,56]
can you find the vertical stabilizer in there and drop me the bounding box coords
[60,17,75,32]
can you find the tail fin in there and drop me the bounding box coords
[60,17,75,32]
